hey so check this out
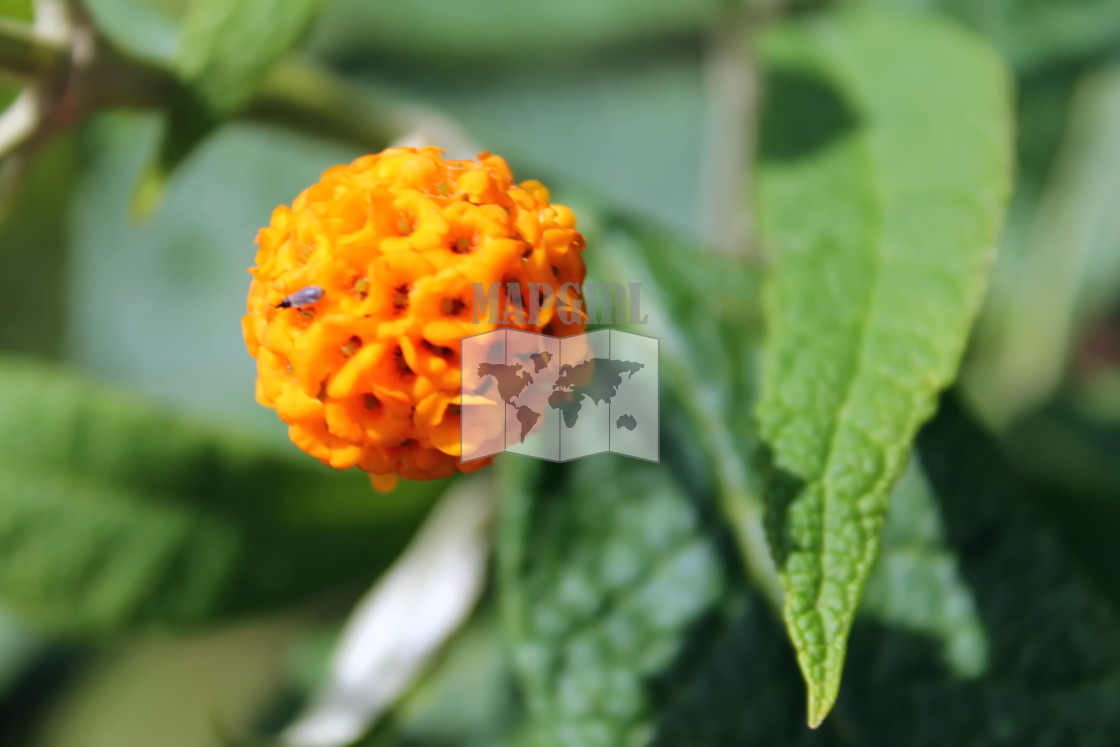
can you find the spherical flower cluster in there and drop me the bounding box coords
[243,147,588,491]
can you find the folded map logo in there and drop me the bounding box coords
[460,328,659,463]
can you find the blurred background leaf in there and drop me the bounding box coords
[139,0,325,211]
[0,357,443,635]
[174,0,323,122]
[83,0,180,59]
[28,611,317,747]
[350,50,710,241]
[67,112,358,437]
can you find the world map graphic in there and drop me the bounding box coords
[476,352,646,443]
[460,329,659,463]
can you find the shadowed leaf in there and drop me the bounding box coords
[837,395,1120,745]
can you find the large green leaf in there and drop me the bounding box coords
[754,9,1013,724]
[499,454,811,747]
[0,357,442,635]
[836,395,1120,745]
[500,393,1120,744]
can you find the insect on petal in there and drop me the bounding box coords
[277,285,325,309]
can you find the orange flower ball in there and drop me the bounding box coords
[242,147,588,491]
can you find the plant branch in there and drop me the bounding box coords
[249,60,411,153]
[0,18,68,85]
[0,17,424,155]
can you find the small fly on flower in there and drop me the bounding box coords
[276,285,325,309]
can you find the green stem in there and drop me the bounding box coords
[0,18,411,153]
[0,19,67,85]
[249,60,408,153]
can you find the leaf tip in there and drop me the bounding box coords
[795,643,843,729]
[806,681,839,729]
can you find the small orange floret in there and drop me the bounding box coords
[243,147,588,491]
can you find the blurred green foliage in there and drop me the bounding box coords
[141,0,325,210]
[67,113,355,434]
[0,0,1117,744]
[500,454,804,746]
[0,358,443,634]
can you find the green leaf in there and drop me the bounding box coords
[754,9,1013,725]
[836,395,1120,744]
[499,454,810,747]
[0,357,442,635]
[142,0,324,210]
[174,0,323,127]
